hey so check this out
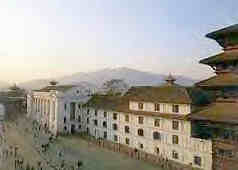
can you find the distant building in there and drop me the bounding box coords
[27,81,90,135]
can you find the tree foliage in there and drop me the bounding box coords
[102,79,129,96]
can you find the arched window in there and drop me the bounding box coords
[138,129,144,136]
[153,132,161,140]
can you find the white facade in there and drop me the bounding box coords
[27,87,213,170]
[27,86,90,135]
[82,101,212,170]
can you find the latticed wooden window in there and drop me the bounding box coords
[172,150,179,159]
[138,129,144,136]
[154,119,160,127]
[172,135,179,144]
[113,113,118,120]
[172,121,179,130]
[138,103,144,110]
[172,105,179,113]
[125,126,130,133]
[125,115,129,122]
[138,116,144,124]
[113,123,118,130]
[194,156,201,166]
[103,112,107,118]
[153,132,161,140]
[103,121,107,128]
[114,135,118,142]
[125,138,130,145]
[154,103,160,111]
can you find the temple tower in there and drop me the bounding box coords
[196,24,238,97]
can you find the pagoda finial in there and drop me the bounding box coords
[165,73,176,86]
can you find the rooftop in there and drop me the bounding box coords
[34,85,76,92]
[206,24,238,40]
[189,101,238,124]
[196,73,238,88]
[199,50,238,65]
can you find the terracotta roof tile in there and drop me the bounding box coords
[200,50,238,65]
[196,73,238,87]
[188,102,238,124]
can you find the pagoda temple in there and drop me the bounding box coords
[191,24,238,170]
[196,24,238,97]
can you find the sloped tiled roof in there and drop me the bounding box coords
[206,24,238,39]
[124,85,192,104]
[200,51,238,65]
[196,73,238,88]
[188,101,238,124]
[34,85,76,92]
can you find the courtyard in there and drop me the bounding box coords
[1,115,163,170]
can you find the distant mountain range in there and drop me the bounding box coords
[16,67,197,91]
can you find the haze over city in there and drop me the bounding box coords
[1,0,238,83]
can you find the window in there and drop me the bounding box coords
[113,113,118,120]
[154,119,160,127]
[172,121,179,130]
[70,102,76,120]
[138,116,144,124]
[103,131,107,139]
[113,123,118,130]
[64,126,67,131]
[194,156,201,166]
[95,110,98,116]
[87,118,89,124]
[87,109,90,115]
[139,143,143,149]
[78,115,81,122]
[172,150,179,159]
[64,117,66,124]
[114,135,118,142]
[78,125,81,129]
[155,147,160,154]
[125,126,130,133]
[103,121,107,128]
[64,103,67,111]
[52,101,55,121]
[155,103,160,111]
[125,138,130,145]
[138,103,144,110]
[78,104,81,109]
[125,115,129,122]
[138,129,144,136]
[172,135,179,144]
[94,120,98,126]
[153,132,161,140]
[103,112,107,118]
[172,105,179,113]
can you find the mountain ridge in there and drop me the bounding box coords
[18,67,197,90]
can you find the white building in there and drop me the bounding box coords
[80,77,213,170]
[27,81,90,135]
[27,78,213,170]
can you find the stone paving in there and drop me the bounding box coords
[0,116,164,170]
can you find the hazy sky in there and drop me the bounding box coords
[0,0,238,83]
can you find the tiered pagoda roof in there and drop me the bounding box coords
[197,24,238,88]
